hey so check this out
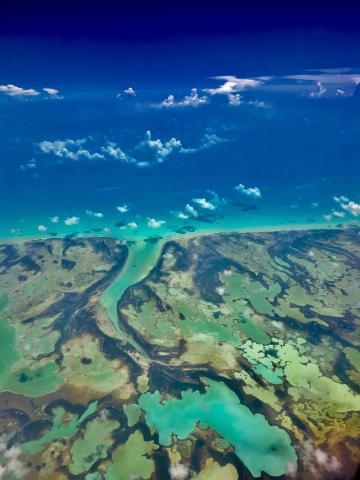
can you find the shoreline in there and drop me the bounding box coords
[0,220,357,245]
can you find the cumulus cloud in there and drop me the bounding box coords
[341,200,360,217]
[248,99,270,108]
[116,204,129,213]
[20,158,37,171]
[181,133,228,154]
[43,87,59,95]
[192,197,216,210]
[205,75,263,95]
[117,87,136,98]
[49,216,59,223]
[102,143,136,163]
[38,224,47,232]
[169,463,192,480]
[124,87,136,96]
[118,221,138,231]
[228,93,242,105]
[162,94,175,107]
[309,82,327,97]
[185,204,198,217]
[286,440,341,478]
[235,183,262,198]
[137,130,182,163]
[64,216,80,226]
[176,212,189,219]
[161,88,208,108]
[1,445,29,479]
[271,320,285,330]
[284,72,360,96]
[334,195,349,204]
[147,218,166,228]
[333,195,360,217]
[42,87,63,99]
[86,210,104,218]
[127,221,138,229]
[39,138,104,162]
[0,84,62,99]
[0,84,40,96]
[39,131,227,168]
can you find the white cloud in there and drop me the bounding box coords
[161,88,208,108]
[176,212,189,220]
[286,72,360,84]
[294,440,341,478]
[137,130,182,163]
[309,82,327,97]
[64,216,80,226]
[169,463,191,480]
[205,75,263,95]
[334,195,349,203]
[20,158,37,171]
[216,286,225,295]
[235,183,262,198]
[185,204,198,217]
[86,210,104,218]
[101,143,136,164]
[334,195,360,217]
[248,99,270,108]
[271,320,285,330]
[127,222,138,229]
[205,76,264,107]
[49,216,59,223]
[192,198,216,210]
[336,89,345,95]
[39,131,228,169]
[147,218,166,228]
[341,200,360,217]
[39,138,104,162]
[162,94,175,107]
[285,461,298,478]
[3,445,29,479]
[0,84,40,96]
[43,87,59,95]
[116,204,129,213]
[228,93,242,105]
[38,224,47,232]
[181,133,228,154]
[124,87,136,96]
[332,210,345,218]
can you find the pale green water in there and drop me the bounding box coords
[100,240,164,349]
[21,401,98,454]
[138,379,297,478]
[0,319,63,398]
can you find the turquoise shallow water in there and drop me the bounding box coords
[100,239,164,351]
[138,379,297,477]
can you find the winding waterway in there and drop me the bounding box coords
[100,239,164,349]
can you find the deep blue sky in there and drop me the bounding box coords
[2,1,360,40]
[1,1,360,87]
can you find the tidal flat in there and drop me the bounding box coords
[0,228,359,479]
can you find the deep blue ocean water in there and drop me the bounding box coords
[0,42,359,240]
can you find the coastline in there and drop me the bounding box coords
[0,219,357,245]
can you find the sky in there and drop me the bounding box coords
[0,1,359,239]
